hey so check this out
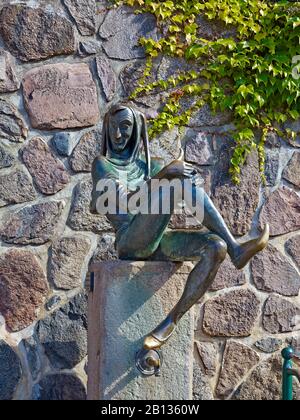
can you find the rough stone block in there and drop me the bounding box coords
[0,5,75,62]
[88,261,194,400]
[99,6,158,60]
[259,187,300,236]
[22,63,100,130]
[0,49,19,93]
[0,99,28,143]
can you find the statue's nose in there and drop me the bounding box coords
[116,128,122,140]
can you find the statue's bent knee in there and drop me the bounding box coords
[207,236,227,262]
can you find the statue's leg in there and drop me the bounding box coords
[184,183,269,269]
[143,230,227,350]
[116,213,172,260]
[116,182,178,259]
[202,194,269,269]
[116,180,269,267]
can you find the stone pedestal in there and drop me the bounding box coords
[87,261,195,400]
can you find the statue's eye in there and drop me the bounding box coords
[121,123,131,129]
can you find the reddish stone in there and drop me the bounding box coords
[202,289,260,337]
[285,235,300,270]
[22,63,100,130]
[263,295,299,334]
[259,187,300,236]
[0,5,75,62]
[0,49,20,93]
[69,130,102,173]
[0,249,48,332]
[251,245,300,297]
[283,153,300,188]
[210,256,246,291]
[0,201,64,245]
[22,137,70,195]
[216,341,260,397]
[212,147,260,236]
[234,355,282,400]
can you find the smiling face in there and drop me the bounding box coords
[108,108,134,153]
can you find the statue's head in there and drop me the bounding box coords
[102,104,151,179]
[108,107,135,153]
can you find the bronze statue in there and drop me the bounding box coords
[91,104,269,356]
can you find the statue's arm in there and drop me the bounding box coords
[90,156,131,215]
[90,156,110,214]
[149,159,197,181]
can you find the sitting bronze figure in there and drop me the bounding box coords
[91,103,269,355]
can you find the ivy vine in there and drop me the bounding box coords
[112,0,300,183]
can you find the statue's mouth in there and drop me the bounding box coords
[113,140,127,151]
[114,137,129,148]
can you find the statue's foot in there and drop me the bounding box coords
[232,224,269,270]
[143,335,165,351]
[143,316,176,351]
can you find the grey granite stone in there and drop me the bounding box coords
[63,0,96,36]
[23,335,41,381]
[68,180,111,233]
[0,99,28,143]
[37,292,87,370]
[52,133,76,157]
[50,236,91,290]
[32,374,86,400]
[0,170,37,208]
[95,56,117,102]
[254,338,283,354]
[99,6,159,60]
[0,341,22,400]
[193,362,214,400]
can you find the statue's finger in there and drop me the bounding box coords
[177,147,185,161]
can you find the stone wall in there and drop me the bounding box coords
[0,0,299,400]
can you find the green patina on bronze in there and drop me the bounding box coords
[282,347,300,401]
[91,103,269,351]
